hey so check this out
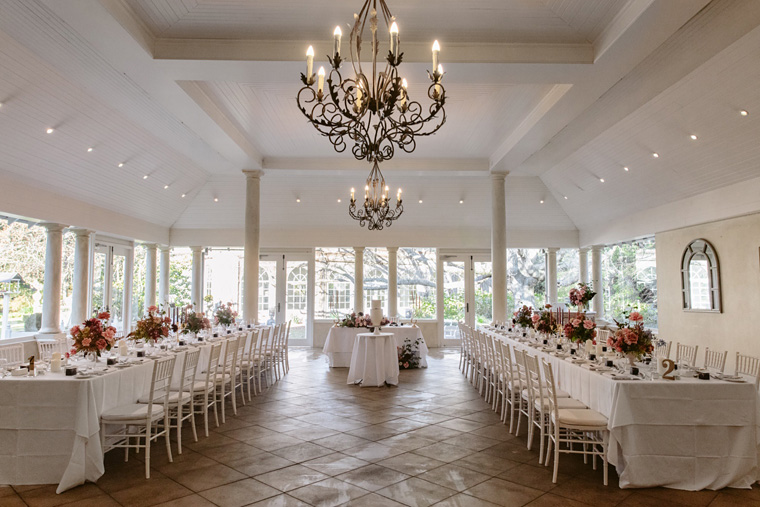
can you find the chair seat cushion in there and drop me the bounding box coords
[556,408,608,427]
[174,380,212,393]
[138,390,191,405]
[535,397,586,411]
[101,403,163,421]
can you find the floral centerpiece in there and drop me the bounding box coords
[69,311,117,357]
[563,313,597,343]
[398,337,424,369]
[513,305,534,329]
[214,302,238,326]
[182,305,211,335]
[609,310,654,364]
[129,305,171,344]
[569,282,596,310]
[336,311,389,328]
[534,304,559,335]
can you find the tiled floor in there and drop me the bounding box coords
[3,347,760,507]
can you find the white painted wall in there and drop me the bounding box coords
[656,212,760,373]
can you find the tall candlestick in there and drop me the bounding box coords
[306,45,314,79]
[317,67,325,95]
[435,65,443,96]
[400,78,408,109]
[333,26,342,57]
[432,40,440,72]
[390,22,399,59]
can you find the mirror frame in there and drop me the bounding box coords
[681,238,721,313]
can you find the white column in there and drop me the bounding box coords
[242,170,262,323]
[547,247,558,306]
[436,248,445,345]
[39,223,66,335]
[144,244,157,310]
[354,247,365,314]
[2,292,11,340]
[491,173,508,323]
[591,245,603,316]
[158,245,170,308]
[579,247,589,284]
[387,247,398,318]
[69,228,92,326]
[191,246,204,313]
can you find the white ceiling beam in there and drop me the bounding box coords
[262,157,489,175]
[153,39,593,65]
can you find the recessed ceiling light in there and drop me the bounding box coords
[599,178,605,183]
[181,193,186,198]
[87,147,93,152]
[419,199,423,204]
[143,175,148,180]
[337,198,341,203]
[459,199,464,204]
[741,110,749,116]
[0,102,3,107]
[539,200,544,204]
[214,197,219,202]
[296,198,301,203]
[563,196,568,200]
[690,134,698,140]
[163,185,169,189]
[46,128,54,134]
[652,153,659,158]
[118,163,124,168]
[624,166,629,171]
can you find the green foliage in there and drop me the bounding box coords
[603,241,657,327]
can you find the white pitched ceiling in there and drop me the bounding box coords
[124,0,629,44]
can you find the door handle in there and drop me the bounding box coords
[277,303,281,313]
[466,303,469,313]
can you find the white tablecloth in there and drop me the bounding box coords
[324,326,428,367]
[483,329,760,490]
[347,333,400,387]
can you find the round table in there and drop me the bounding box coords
[346,332,400,387]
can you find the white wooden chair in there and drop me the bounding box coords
[653,340,671,360]
[703,347,727,373]
[215,336,239,424]
[675,343,699,367]
[232,332,248,406]
[101,355,176,479]
[177,341,222,437]
[542,358,609,485]
[0,343,24,367]
[166,348,201,454]
[35,337,68,358]
[736,352,760,387]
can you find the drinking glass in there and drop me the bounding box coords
[0,358,8,377]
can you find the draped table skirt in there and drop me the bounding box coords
[323,326,428,368]
[346,333,400,387]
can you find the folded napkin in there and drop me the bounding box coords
[11,368,28,377]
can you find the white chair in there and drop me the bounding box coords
[101,355,176,479]
[0,343,24,367]
[498,341,520,433]
[736,352,760,387]
[216,336,240,424]
[166,348,201,454]
[675,343,699,367]
[232,332,248,406]
[458,322,467,373]
[249,327,270,396]
[653,339,671,360]
[542,358,609,486]
[279,320,291,375]
[239,330,257,401]
[703,347,727,373]
[179,341,223,437]
[596,329,612,347]
[35,337,67,358]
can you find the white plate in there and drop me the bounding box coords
[115,363,132,368]
[723,377,747,383]
[75,374,94,379]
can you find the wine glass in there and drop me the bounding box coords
[0,358,8,377]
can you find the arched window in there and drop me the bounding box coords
[287,265,308,311]
[258,268,269,312]
[364,267,387,311]
[681,239,721,312]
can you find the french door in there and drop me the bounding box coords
[440,252,492,343]
[259,250,314,345]
[91,240,133,336]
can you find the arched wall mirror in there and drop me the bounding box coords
[681,238,721,313]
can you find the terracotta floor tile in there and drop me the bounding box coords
[288,478,370,507]
[198,478,280,507]
[336,464,410,492]
[462,477,544,507]
[375,477,456,507]
[255,464,330,492]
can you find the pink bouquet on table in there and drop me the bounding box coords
[534,304,559,335]
[129,305,171,344]
[563,313,597,343]
[569,282,596,309]
[214,302,238,326]
[609,309,654,359]
[336,312,389,328]
[512,305,534,328]
[70,310,117,356]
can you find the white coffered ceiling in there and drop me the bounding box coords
[1,0,760,246]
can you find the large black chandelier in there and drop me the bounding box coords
[296,0,447,230]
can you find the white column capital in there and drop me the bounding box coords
[158,245,171,252]
[242,169,264,179]
[190,246,203,253]
[40,222,67,233]
[144,243,158,251]
[68,227,94,237]
[579,247,590,254]
[386,246,399,253]
[547,247,560,254]
[590,244,604,253]
[490,172,507,183]
[353,246,365,254]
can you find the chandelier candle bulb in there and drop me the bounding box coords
[435,64,443,96]
[351,187,355,201]
[306,45,314,80]
[390,22,399,58]
[432,40,440,72]
[317,67,326,95]
[334,26,342,57]
[400,78,408,109]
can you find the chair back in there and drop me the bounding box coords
[177,348,201,394]
[253,327,266,358]
[736,352,760,387]
[513,348,529,394]
[0,343,24,366]
[223,335,239,372]
[203,342,224,388]
[541,358,560,420]
[35,338,66,358]
[596,329,611,345]
[235,332,247,369]
[523,353,544,408]
[654,340,671,360]
[703,347,727,372]
[499,340,514,386]
[675,343,698,367]
[283,321,292,346]
[145,356,177,418]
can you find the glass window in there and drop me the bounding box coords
[315,247,355,319]
[364,248,388,313]
[0,222,46,336]
[287,264,308,311]
[204,249,244,315]
[397,248,436,319]
[169,247,193,309]
[507,248,546,312]
[259,261,277,324]
[557,249,580,306]
[602,237,657,327]
[132,246,146,321]
[474,261,492,325]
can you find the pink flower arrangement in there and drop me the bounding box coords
[69,311,117,356]
[183,309,211,334]
[563,313,596,343]
[513,305,534,328]
[337,312,389,328]
[609,309,654,359]
[569,282,596,309]
[534,305,559,335]
[129,306,171,344]
[214,302,238,326]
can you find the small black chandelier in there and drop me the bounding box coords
[296,0,447,230]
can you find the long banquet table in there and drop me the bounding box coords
[0,331,255,493]
[323,325,428,367]
[482,328,760,490]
